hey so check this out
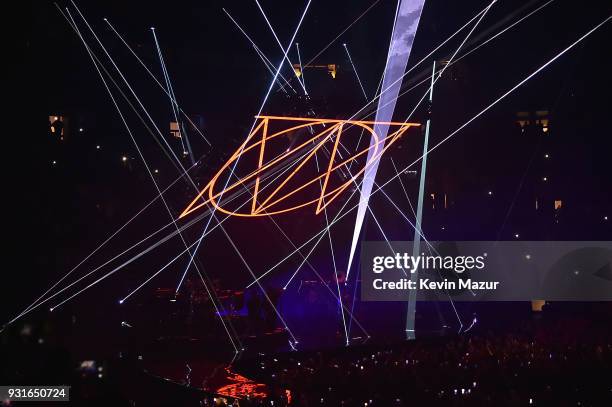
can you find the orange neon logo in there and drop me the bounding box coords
[179,116,420,218]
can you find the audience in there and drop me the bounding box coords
[232,317,612,406]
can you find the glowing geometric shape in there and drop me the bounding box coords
[179,116,419,219]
